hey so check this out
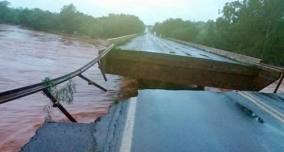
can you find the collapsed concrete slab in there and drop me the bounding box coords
[101,48,281,91]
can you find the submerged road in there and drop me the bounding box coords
[119,32,236,63]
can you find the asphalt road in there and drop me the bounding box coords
[126,90,284,152]
[119,32,235,63]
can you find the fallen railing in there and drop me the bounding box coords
[0,44,114,122]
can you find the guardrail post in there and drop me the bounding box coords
[98,49,108,81]
[98,61,108,81]
[43,89,77,122]
[274,72,284,93]
[78,74,107,92]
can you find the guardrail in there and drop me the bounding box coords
[0,44,114,122]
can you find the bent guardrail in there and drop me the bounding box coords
[0,44,114,122]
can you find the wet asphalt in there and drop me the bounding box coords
[119,32,235,63]
[129,90,284,152]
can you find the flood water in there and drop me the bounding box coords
[0,24,120,152]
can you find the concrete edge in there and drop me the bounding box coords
[93,101,130,152]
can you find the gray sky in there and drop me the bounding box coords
[7,0,235,25]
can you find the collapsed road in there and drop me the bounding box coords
[97,32,284,152]
[21,31,284,152]
[101,32,281,91]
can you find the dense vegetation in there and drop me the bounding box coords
[153,0,284,66]
[0,1,145,38]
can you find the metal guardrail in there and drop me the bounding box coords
[0,44,114,121]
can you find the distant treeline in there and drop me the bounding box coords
[153,0,284,66]
[0,1,145,38]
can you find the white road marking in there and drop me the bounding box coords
[238,92,284,123]
[120,98,137,152]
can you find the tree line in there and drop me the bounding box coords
[0,1,145,38]
[153,0,284,66]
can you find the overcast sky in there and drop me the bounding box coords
[7,0,235,25]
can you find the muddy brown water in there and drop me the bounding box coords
[0,24,121,152]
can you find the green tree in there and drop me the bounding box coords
[153,0,284,66]
[0,1,10,23]
[0,1,145,38]
[59,4,79,34]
